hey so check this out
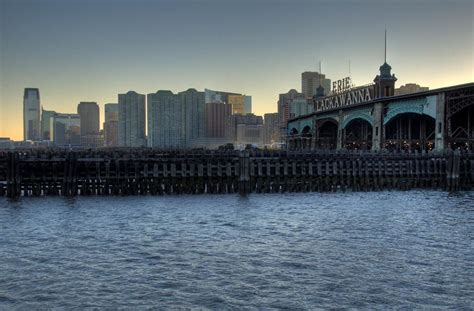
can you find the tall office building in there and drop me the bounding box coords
[244,96,252,114]
[278,89,304,140]
[228,94,245,114]
[288,98,313,119]
[147,90,183,148]
[50,113,81,146]
[41,109,56,141]
[118,91,146,147]
[205,89,240,104]
[104,103,119,147]
[23,88,41,141]
[205,102,232,138]
[105,103,119,122]
[179,88,206,146]
[77,102,100,148]
[77,102,100,136]
[301,72,331,98]
[263,113,280,145]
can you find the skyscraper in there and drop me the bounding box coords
[179,88,206,147]
[301,72,331,98]
[228,94,245,114]
[77,102,101,148]
[77,102,100,136]
[104,103,119,147]
[204,89,240,104]
[205,102,232,138]
[263,113,280,145]
[244,96,252,114]
[41,109,56,141]
[147,90,183,148]
[118,91,146,147]
[23,88,41,141]
[105,103,119,123]
[278,89,304,141]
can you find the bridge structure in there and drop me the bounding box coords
[287,62,474,152]
[1,149,473,198]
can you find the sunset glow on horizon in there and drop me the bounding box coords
[1,0,473,141]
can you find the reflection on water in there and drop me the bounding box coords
[0,191,473,309]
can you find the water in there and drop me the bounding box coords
[0,191,473,309]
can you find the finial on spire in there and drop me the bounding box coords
[319,60,322,73]
[384,29,387,63]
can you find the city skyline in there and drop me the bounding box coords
[1,0,473,140]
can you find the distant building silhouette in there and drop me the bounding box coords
[395,83,429,96]
[228,94,252,115]
[225,113,263,143]
[244,96,252,114]
[204,89,239,105]
[278,89,305,141]
[23,88,41,141]
[50,113,81,146]
[104,103,118,147]
[118,91,146,147]
[179,88,206,147]
[301,72,331,99]
[41,109,56,141]
[205,101,232,138]
[287,98,313,119]
[263,112,280,145]
[77,102,101,147]
[228,94,245,114]
[77,102,99,136]
[147,90,183,148]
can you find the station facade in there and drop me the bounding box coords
[287,62,474,151]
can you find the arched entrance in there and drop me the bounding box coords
[344,119,373,150]
[449,105,474,150]
[316,120,338,149]
[288,128,299,150]
[384,113,435,151]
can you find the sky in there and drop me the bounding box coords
[0,0,473,140]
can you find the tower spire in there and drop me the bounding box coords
[319,60,322,73]
[384,29,387,63]
[349,60,351,78]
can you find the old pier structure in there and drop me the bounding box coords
[1,149,473,198]
[286,63,474,153]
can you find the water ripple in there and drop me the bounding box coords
[0,191,473,309]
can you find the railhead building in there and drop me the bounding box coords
[287,60,474,152]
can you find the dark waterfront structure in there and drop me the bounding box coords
[287,63,474,152]
[1,149,473,198]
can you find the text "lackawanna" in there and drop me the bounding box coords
[315,86,374,113]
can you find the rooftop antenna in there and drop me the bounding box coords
[348,60,351,78]
[384,29,387,63]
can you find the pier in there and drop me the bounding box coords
[1,149,473,198]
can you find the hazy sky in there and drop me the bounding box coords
[1,0,473,140]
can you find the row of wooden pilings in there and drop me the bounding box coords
[0,149,472,198]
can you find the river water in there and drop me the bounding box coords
[0,191,473,309]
